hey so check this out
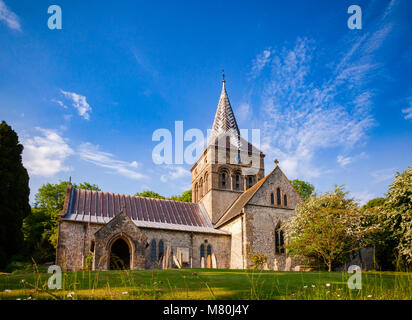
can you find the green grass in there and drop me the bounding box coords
[0,268,410,300]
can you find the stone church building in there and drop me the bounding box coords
[56,78,302,271]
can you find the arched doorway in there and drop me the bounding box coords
[110,237,131,270]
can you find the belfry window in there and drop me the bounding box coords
[275,225,285,254]
[248,176,254,189]
[276,188,281,205]
[221,172,227,189]
[235,174,240,190]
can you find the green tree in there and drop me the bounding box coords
[135,190,166,199]
[24,181,100,258]
[287,186,375,271]
[0,121,31,268]
[383,167,412,270]
[169,190,192,202]
[361,197,396,270]
[290,179,315,199]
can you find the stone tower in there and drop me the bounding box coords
[191,74,265,224]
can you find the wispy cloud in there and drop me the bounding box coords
[250,49,271,79]
[352,190,375,206]
[22,128,74,177]
[160,165,191,183]
[51,99,68,109]
[402,99,412,121]
[371,168,396,183]
[0,0,21,31]
[337,155,353,167]
[78,142,146,180]
[60,90,92,120]
[247,1,396,179]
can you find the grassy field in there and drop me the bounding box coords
[0,267,411,300]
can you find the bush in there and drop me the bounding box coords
[251,254,267,269]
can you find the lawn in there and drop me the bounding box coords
[0,267,410,300]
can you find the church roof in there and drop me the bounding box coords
[214,171,271,228]
[207,78,262,155]
[214,165,298,228]
[60,186,227,235]
[211,81,240,137]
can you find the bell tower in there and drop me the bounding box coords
[191,72,265,224]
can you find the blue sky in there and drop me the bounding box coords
[0,0,411,204]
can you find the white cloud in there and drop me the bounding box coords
[337,155,353,167]
[0,0,21,31]
[22,128,74,177]
[250,49,271,79]
[78,142,145,180]
[249,6,394,179]
[60,90,92,120]
[160,166,191,183]
[402,100,412,120]
[352,190,375,206]
[370,168,396,183]
[52,99,68,109]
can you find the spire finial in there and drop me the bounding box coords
[222,69,225,83]
[274,159,279,166]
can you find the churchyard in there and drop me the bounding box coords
[0,267,410,300]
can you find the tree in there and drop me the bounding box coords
[0,121,31,268]
[25,181,100,258]
[383,167,412,270]
[135,190,166,199]
[135,189,192,202]
[290,179,315,199]
[361,198,396,270]
[169,190,192,202]
[287,186,375,271]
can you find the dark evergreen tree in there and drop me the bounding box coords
[0,121,31,268]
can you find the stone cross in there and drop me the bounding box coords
[274,159,279,165]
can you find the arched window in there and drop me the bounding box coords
[247,176,254,189]
[276,188,281,205]
[151,239,157,262]
[199,178,203,199]
[235,174,240,190]
[270,193,274,205]
[200,244,205,260]
[207,245,212,257]
[284,194,288,206]
[204,173,208,195]
[220,171,228,189]
[275,224,285,254]
[194,183,198,202]
[158,240,164,260]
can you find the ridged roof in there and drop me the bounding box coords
[61,187,227,235]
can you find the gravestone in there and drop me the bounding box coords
[284,257,292,271]
[273,259,278,271]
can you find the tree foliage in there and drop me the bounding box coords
[135,189,192,202]
[287,186,375,271]
[290,179,315,199]
[382,167,412,269]
[0,121,31,268]
[23,181,100,262]
[135,190,166,199]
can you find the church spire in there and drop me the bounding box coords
[211,71,240,137]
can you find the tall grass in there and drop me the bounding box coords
[0,267,410,300]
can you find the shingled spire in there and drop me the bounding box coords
[211,71,240,137]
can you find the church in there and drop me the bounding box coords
[56,77,302,271]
